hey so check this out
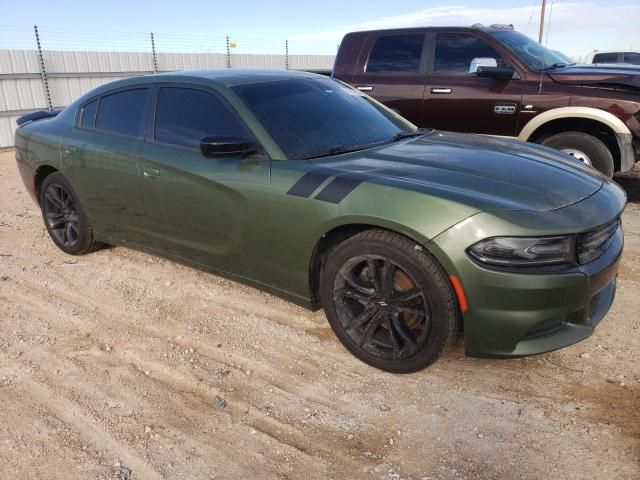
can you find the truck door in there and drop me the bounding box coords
[422,32,524,136]
[349,33,427,126]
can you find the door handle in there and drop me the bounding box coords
[356,85,373,91]
[143,166,160,179]
[430,88,452,94]
[64,145,79,155]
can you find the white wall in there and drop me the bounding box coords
[0,49,335,147]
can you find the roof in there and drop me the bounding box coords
[343,24,514,36]
[68,68,327,103]
[153,68,323,86]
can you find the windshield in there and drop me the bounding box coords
[231,77,415,159]
[488,30,574,71]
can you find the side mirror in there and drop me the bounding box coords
[469,57,516,80]
[469,57,497,74]
[200,136,258,158]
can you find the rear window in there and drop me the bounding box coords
[622,52,640,65]
[366,34,424,74]
[79,99,97,128]
[95,88,148,137]
[592,52,619,63]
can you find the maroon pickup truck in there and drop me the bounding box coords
[333,24,640,177]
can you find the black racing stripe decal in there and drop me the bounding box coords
[314,176,363,204]
[286,172,331,198]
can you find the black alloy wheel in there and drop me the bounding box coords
[321,229,459,373]
[43,182,80,248]
[333,255,431,360]
[39,172,103,255]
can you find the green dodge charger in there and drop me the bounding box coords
[15,70,626,372]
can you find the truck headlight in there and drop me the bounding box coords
[468,236,575,267]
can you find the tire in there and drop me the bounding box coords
[320,229,459,373]
[540,131,614,178]
[39,172,103,255]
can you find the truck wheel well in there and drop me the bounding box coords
[527,117,621,171]
[34,165,59,204]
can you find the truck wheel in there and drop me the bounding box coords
[321,229,459,373]
[540,131,614,178]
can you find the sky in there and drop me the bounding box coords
[1,0,638,59]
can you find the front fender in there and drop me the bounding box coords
[518,106,632,141]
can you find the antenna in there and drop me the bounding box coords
[545,1,554,47]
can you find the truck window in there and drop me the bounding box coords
[622,52,640,65]
[433,33,505,76]
[366,34,424,74]
[592,52,619,63]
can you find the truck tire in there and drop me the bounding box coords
[540,131,614,178]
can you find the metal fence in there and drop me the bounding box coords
[0,25,337,147]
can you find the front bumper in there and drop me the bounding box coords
[483,229,621,357]
[428,182,626,357]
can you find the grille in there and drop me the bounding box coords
[577,218,620,264]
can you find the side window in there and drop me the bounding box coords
[154,87,248,149]
[366,34,424,74]
[622,52,640,65]
[592,52,619,63]
[95,88,148,137]
[79,99,97,128]
[434,33,506,76]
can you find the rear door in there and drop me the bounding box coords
[422,32,523,136]
[137,84,271,278]
[349,33,427,125]
[63,87,151,241]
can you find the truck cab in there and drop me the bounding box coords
[333,24,640,177]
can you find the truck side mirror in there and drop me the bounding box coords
[469,57,498,74]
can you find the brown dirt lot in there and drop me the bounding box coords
[0,149,638,480]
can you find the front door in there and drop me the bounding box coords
[422,32,523,136]
[138,85,271,279]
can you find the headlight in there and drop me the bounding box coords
[468,236,575,267]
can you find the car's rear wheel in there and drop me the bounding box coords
[321,229,459,373]
[40,172,103,255]
[540,131,614,178]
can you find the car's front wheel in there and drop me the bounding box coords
[40,172,103,255]
[321,229,459,373]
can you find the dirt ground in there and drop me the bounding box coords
[0,149,638,480]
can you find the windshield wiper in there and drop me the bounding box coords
[300,145,369,160]
[388,128,431,143]
[542,62,572,71]
[299,129,431,160]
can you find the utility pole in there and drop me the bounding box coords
[538,0,547,43]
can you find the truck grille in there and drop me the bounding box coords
[577,218,620,264]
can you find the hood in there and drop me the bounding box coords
[312,131,604,212]
[548,64,640,90]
